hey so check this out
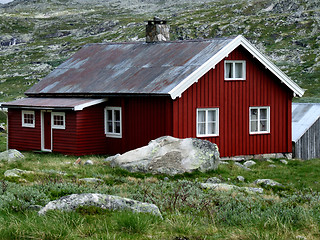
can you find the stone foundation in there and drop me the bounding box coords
[220,153,292,161]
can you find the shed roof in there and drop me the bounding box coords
[292,103,320,142]
[26,35,304,99]
[1,98,107,111]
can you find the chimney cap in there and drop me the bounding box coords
[145,16,168,25]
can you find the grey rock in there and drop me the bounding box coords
[79,178,103,183]
[237,176,245,182]
[280,159,288,165]
[201,183,263,194]
[84,160,93,165]
[109,136,219,176]
[206,177,222,184]
[219,161,229,165]
[268,164,277,168]
[38,193,162,218]
[254,179,284,188]
[243,160,256,168]
[4,168,33,178]
[0,149,24,162]
[266,159,275,163]
[234,162,252,171]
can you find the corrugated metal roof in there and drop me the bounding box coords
[2,98,107,111]
[25,38,234,96]
[292,103,320,142]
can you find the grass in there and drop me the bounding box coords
[0,135,319,239]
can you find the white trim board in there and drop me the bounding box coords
[169,35,305,99]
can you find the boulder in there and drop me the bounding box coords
[237,176,245,182]
[234,162,252,171]
[254,179,284,188]
[84,160,94,165]
[200,183,263,194]
[243,160,256,168]
[4,168,33,178]
[109,136,220,175]
[206,177,222,184]
[0,149,24,162]
[38,193,162,218]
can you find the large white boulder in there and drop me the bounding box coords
[0,149,24,162]
[107,136,220,175]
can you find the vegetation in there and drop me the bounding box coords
[0,0,319,102]
[0,135,320,239]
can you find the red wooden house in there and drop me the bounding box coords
[2,26,304,157]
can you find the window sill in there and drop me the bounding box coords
[197,134,219,138]
[249,132,270,135]
[105,133,122,138]
[224,78,246,81]
[22,124,35,128]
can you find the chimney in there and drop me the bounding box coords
[146,17,170,43]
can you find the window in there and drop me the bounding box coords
[197,108,219,137]
[22,110,35,128]
[250,107,270,134]
[225,60,246,80]
[105,107,122,138]
[52,112,65,129]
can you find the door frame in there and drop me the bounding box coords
[41,110,52,152]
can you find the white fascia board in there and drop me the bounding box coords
[169,35,304,99]
[73,98,108,111]
[238,36,305,97]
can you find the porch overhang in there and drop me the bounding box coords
[1,98,108,111]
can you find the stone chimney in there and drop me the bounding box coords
[146,17,170,43]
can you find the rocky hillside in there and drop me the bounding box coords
[0,0,319,102]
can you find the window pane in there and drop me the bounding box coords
[107,122,113,132]
[235,63,243,78]
[198,110,206,122]
[198,123,205,135]
[251,121,258,132]
[115,122,120,133]
[208,110,216,122]
[260,109,267,120]
[208,122,216,134]
[225,63,233,78]
[250,109,258,120]
[107,110,112,121]
[260,120,267,131]
[114,110,120,121]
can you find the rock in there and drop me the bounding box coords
[280,159,288,165]
[201,183,263,194]
[4,168,33,178]
[268,164,277,168]
[206,177,222,184]
[237,176,245,182]
[163,177,169,181]
[219,161,229,165]
[243,160,256,168]
[28,205,42,211]
[0,149,24,162]
[109,136,219,176]
[38,193,162,218]
[74,157,81,165]
[79,178,103,183]
[266,159,274,163]
[84,160,93,165]
[234,162,252,171]
[254,179,284,188]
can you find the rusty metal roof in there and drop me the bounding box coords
[2,98,107,111]
[25,38,234,97]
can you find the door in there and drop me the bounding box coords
[42,111,52,151]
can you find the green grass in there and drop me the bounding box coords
[0,144,319,239]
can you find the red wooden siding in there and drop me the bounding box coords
[8,109,41,151]
[173,46,293,157]
[105,96,173,155]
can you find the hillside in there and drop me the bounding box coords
[0,0,319,102]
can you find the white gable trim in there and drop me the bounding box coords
[169,35,305,99]
[73,98,108,111]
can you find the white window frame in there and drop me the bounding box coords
[52,112,65,129]
[249,106,270,134]
[22,110,35,128]
[224,60,246,80]
[196,108,219,137]
[104,107,122,138]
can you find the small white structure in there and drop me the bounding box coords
[292,103,320,160]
